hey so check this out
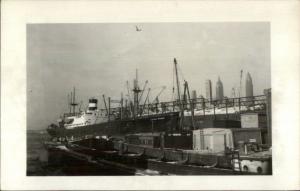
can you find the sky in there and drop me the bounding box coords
[27,23,270,130]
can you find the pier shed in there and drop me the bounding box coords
[241,113,267,128]
[192,128,262,153]
[125,133,161,148]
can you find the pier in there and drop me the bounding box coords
[45,134,272,175]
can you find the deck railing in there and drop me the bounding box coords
[101,94,268,120]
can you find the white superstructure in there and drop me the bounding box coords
[63,98,107,129]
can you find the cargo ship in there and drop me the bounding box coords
[47,58,268,139]
[47,60,182,139]
[45,58,272,175]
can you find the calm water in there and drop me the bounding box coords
[27,130,65,175]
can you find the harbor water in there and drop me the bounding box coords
[27,130,162,176]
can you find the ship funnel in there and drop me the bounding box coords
[88,98,98,111]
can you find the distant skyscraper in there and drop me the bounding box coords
[205,80,212,101]
[245,72,253,97]
[216,77,224,100]
[192,90,197,100]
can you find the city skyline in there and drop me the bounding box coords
[205,80,212,101]
[215,77,224,100]
[201,71,256,101]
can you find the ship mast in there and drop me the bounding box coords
[183,80,195,130]
[70,87,78,115]
[174,58,184,131]
[68,93,72,113]
[133,69,141,118]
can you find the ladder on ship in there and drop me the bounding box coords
[230,150,242,173]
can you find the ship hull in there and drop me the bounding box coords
[47,112,180,138]
[48,112,266,139]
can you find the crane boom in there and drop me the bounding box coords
[152,86,166,103]
[138,80,148,104]
[140,88,151,115]
[126,81,132,102]
[102,94,109,115]
[174,58,184,131]
[184,80,195,130]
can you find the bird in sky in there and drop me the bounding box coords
[135,26,142,32]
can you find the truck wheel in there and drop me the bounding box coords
[257,166,263,174]
[243,165,249,172]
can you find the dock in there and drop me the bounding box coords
[45,137,271,175]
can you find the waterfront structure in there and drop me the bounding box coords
[192,90,197,100]
[245,72,253,97]
[215,77,224,101]
[245,72,254,105]
[264,88,272,145]
[205,80,212,102]
[44,58,272,176]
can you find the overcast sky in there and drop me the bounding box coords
[27,23,270,130]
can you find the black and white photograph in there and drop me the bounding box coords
[1,0,300,190]
[27,23,272,176]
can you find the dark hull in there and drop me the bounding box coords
[47,112,180,138]
[47,112,260,138]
